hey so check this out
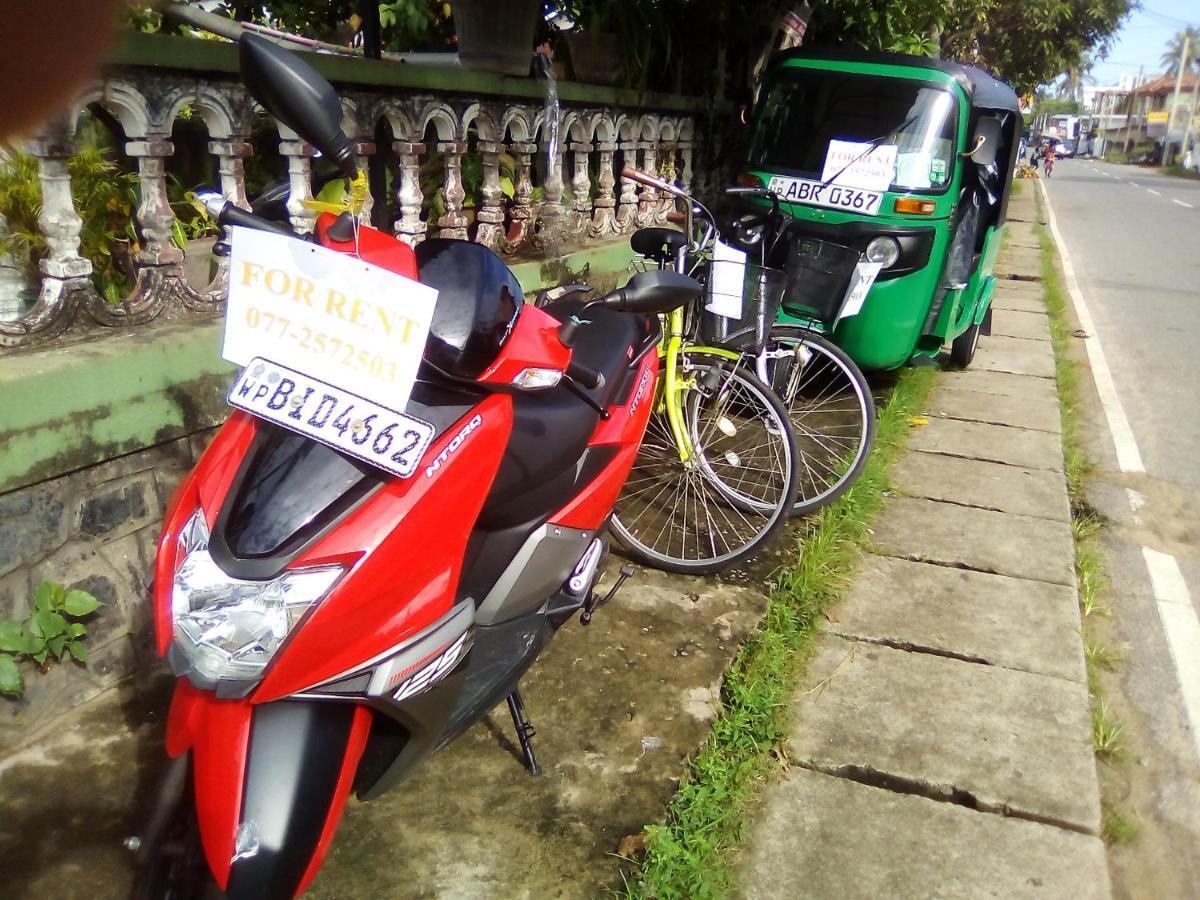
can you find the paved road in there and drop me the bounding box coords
[1042,159,1200,897]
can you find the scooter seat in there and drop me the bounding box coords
[479,302,645,520]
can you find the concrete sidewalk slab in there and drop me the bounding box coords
[892,449,1070,522]
[830,554,1084,682]
[788,637,1100,831]
[976,335,1056,378]
[870,496,1075,586]
[928,383,1062,433]
[992,290,1048,314]
[991,309,1052,341]
[998,248,1042,275]
[737,768,1111,900]
[943,368,1059,402]
[907,416,1064,471]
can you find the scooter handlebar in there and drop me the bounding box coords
[566,359,605,391]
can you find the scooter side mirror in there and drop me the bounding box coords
[240,33,357,178]
[603,270,702,315]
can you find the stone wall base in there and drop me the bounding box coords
[0,429,212,752]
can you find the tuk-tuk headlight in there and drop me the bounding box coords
[865,236,901,268]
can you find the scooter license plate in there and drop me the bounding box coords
[228,357,436,478]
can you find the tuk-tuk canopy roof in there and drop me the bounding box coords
[772,48,1022,115]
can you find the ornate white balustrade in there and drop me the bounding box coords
[0,33,702,351]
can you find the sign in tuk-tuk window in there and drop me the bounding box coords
[748,68,959,195]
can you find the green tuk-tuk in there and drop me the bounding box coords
[738,49,1022,370]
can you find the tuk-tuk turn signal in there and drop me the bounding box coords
[893,197,936,215]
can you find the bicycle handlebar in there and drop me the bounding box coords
[621,166,685,198]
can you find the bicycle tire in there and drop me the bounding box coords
[728,325,876,517]
[610,356,800,575]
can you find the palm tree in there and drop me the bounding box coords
[1161,27,1200,75]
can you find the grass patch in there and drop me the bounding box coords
[1035,194,1134,787]
[625,365,936,898]
[1092,700,1126,760]
[1162,164,1200,180]
[1103,808,1140,844]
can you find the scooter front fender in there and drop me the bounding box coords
[166,680,371,897]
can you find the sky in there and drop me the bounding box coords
[1089,0,1200,86]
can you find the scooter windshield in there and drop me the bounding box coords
[747,69,958,194]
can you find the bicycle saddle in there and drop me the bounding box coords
[631,227,686,264]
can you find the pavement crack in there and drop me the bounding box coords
[907,447,1062,473]
[931,412,1060,435]
[905,494,1007,515]
[870,552,1074,589]
[831,633,994,666]
[998,272,1042,283]
[797,761,1096,836]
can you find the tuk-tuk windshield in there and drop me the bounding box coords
[748,68,959,194]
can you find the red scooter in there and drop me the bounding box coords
[132,34,701,898]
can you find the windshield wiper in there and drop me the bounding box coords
[819,114,920,190]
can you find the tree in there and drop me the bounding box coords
[731,0,1132,95]
[1161,27,1200,75]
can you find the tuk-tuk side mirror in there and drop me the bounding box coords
[966,117,1003,167]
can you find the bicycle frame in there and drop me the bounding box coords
[657,306,741,463]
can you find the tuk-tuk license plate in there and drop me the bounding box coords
[228,357,435,479]
[765,176,883,216]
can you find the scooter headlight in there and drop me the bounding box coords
[170,510,343,685]
[865,236,902,268]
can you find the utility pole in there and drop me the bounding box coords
[1123,66,1143,155]
[1165,33,1191,166]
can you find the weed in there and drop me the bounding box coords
[1092,700,1126,761]
[628,366,936,898]
[0,580,102,698]
[1102,809,1139,844]
[1085,639,1121,672]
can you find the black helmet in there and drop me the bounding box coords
[414,239,524,380]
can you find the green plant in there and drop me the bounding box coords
[1103,808,1138,844]
[1091,700,1125,760]
[0,144,140,303]
[0,581,102,699]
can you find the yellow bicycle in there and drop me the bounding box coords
[606,169,800,574]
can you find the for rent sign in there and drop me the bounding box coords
[223,227,438,412]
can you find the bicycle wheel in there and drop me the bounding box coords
[610,356,800,575]
[734,325,875,517]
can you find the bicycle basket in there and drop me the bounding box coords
[780,239,862,324]
[700,261,787,354]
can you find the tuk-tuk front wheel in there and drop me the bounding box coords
[950,308,991,368]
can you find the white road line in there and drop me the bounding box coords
[1038,180,1145,472]
[1041,181,1200,768]
[1148,189,1162,196]
[1173,198,1194,209]
[1128,181,1140,187]
[1142,547,1200,763]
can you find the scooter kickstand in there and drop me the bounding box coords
[506,690,541,776]
[581,565,635,625]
